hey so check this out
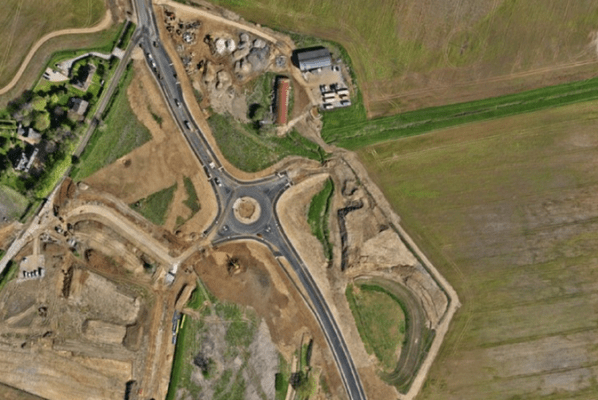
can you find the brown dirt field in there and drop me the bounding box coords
[0,221,23,250]
[192,240,348,399]
[0,383,45,400]
[84,59,218,235]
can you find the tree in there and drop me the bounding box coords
[34,112,51,131]
[31,97,47,112]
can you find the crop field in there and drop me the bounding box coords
[200,0,598,117]
[0,0,106,88]
[72,65,152,181]
[322,76,598,149]
[358,100,598,399]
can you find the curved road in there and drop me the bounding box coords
[132,0,367,399]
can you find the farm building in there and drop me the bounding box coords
[275,77,291,125]
[294,47,332,72]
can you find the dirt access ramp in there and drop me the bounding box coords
[85,58,218,235]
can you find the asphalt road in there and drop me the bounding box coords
[133,0,367,398]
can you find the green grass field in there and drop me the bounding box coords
[358,100,598,399]
[322,76,598,150]
[0,0,106,88]
[194,0,598,116]
[307,178,334,260]
[71,64,152,181]
[346,283,406,372]
[130,183,177,226]
[208,113,326,172]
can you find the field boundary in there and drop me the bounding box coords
[323,76,598,150]
[0,8,113,96]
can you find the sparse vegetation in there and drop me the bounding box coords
[166,280,278,400]
[71,64,152,180]
[345,283,406,371]
[175,176,201,229]
[148,107,163,127]
[208,113,326,172]
[307,178,334,260]
[130,182,177,226]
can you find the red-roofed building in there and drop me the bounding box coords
[275,77,290,125]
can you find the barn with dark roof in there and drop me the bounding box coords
[294,47,332,72]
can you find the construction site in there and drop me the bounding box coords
[0,1,458,400]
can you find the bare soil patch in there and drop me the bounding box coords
[84,59,218,235]
[192,240,347,399]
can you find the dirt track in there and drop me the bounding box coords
[0,9,113,96]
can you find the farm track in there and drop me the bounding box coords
[0,8,113,96]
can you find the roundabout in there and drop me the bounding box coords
[233,196,261,224]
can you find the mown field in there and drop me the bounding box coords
[198,0,598,116]
[0,0,106,88]
[358,101,598,399]
[72,64,152,181]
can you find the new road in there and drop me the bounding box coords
[133,0,367,399]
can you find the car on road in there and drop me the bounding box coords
[183,120,191,129]
[174,99,181,107]
[214,177,222,187]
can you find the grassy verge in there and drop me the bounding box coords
[323,76,598,149]
[71,63,152,180]
[345,283,407,371]
[0,261,18,294]
[208,113,326,172]
[307,178,334,260]
[130,183,177,226]
[117,21,136,49]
